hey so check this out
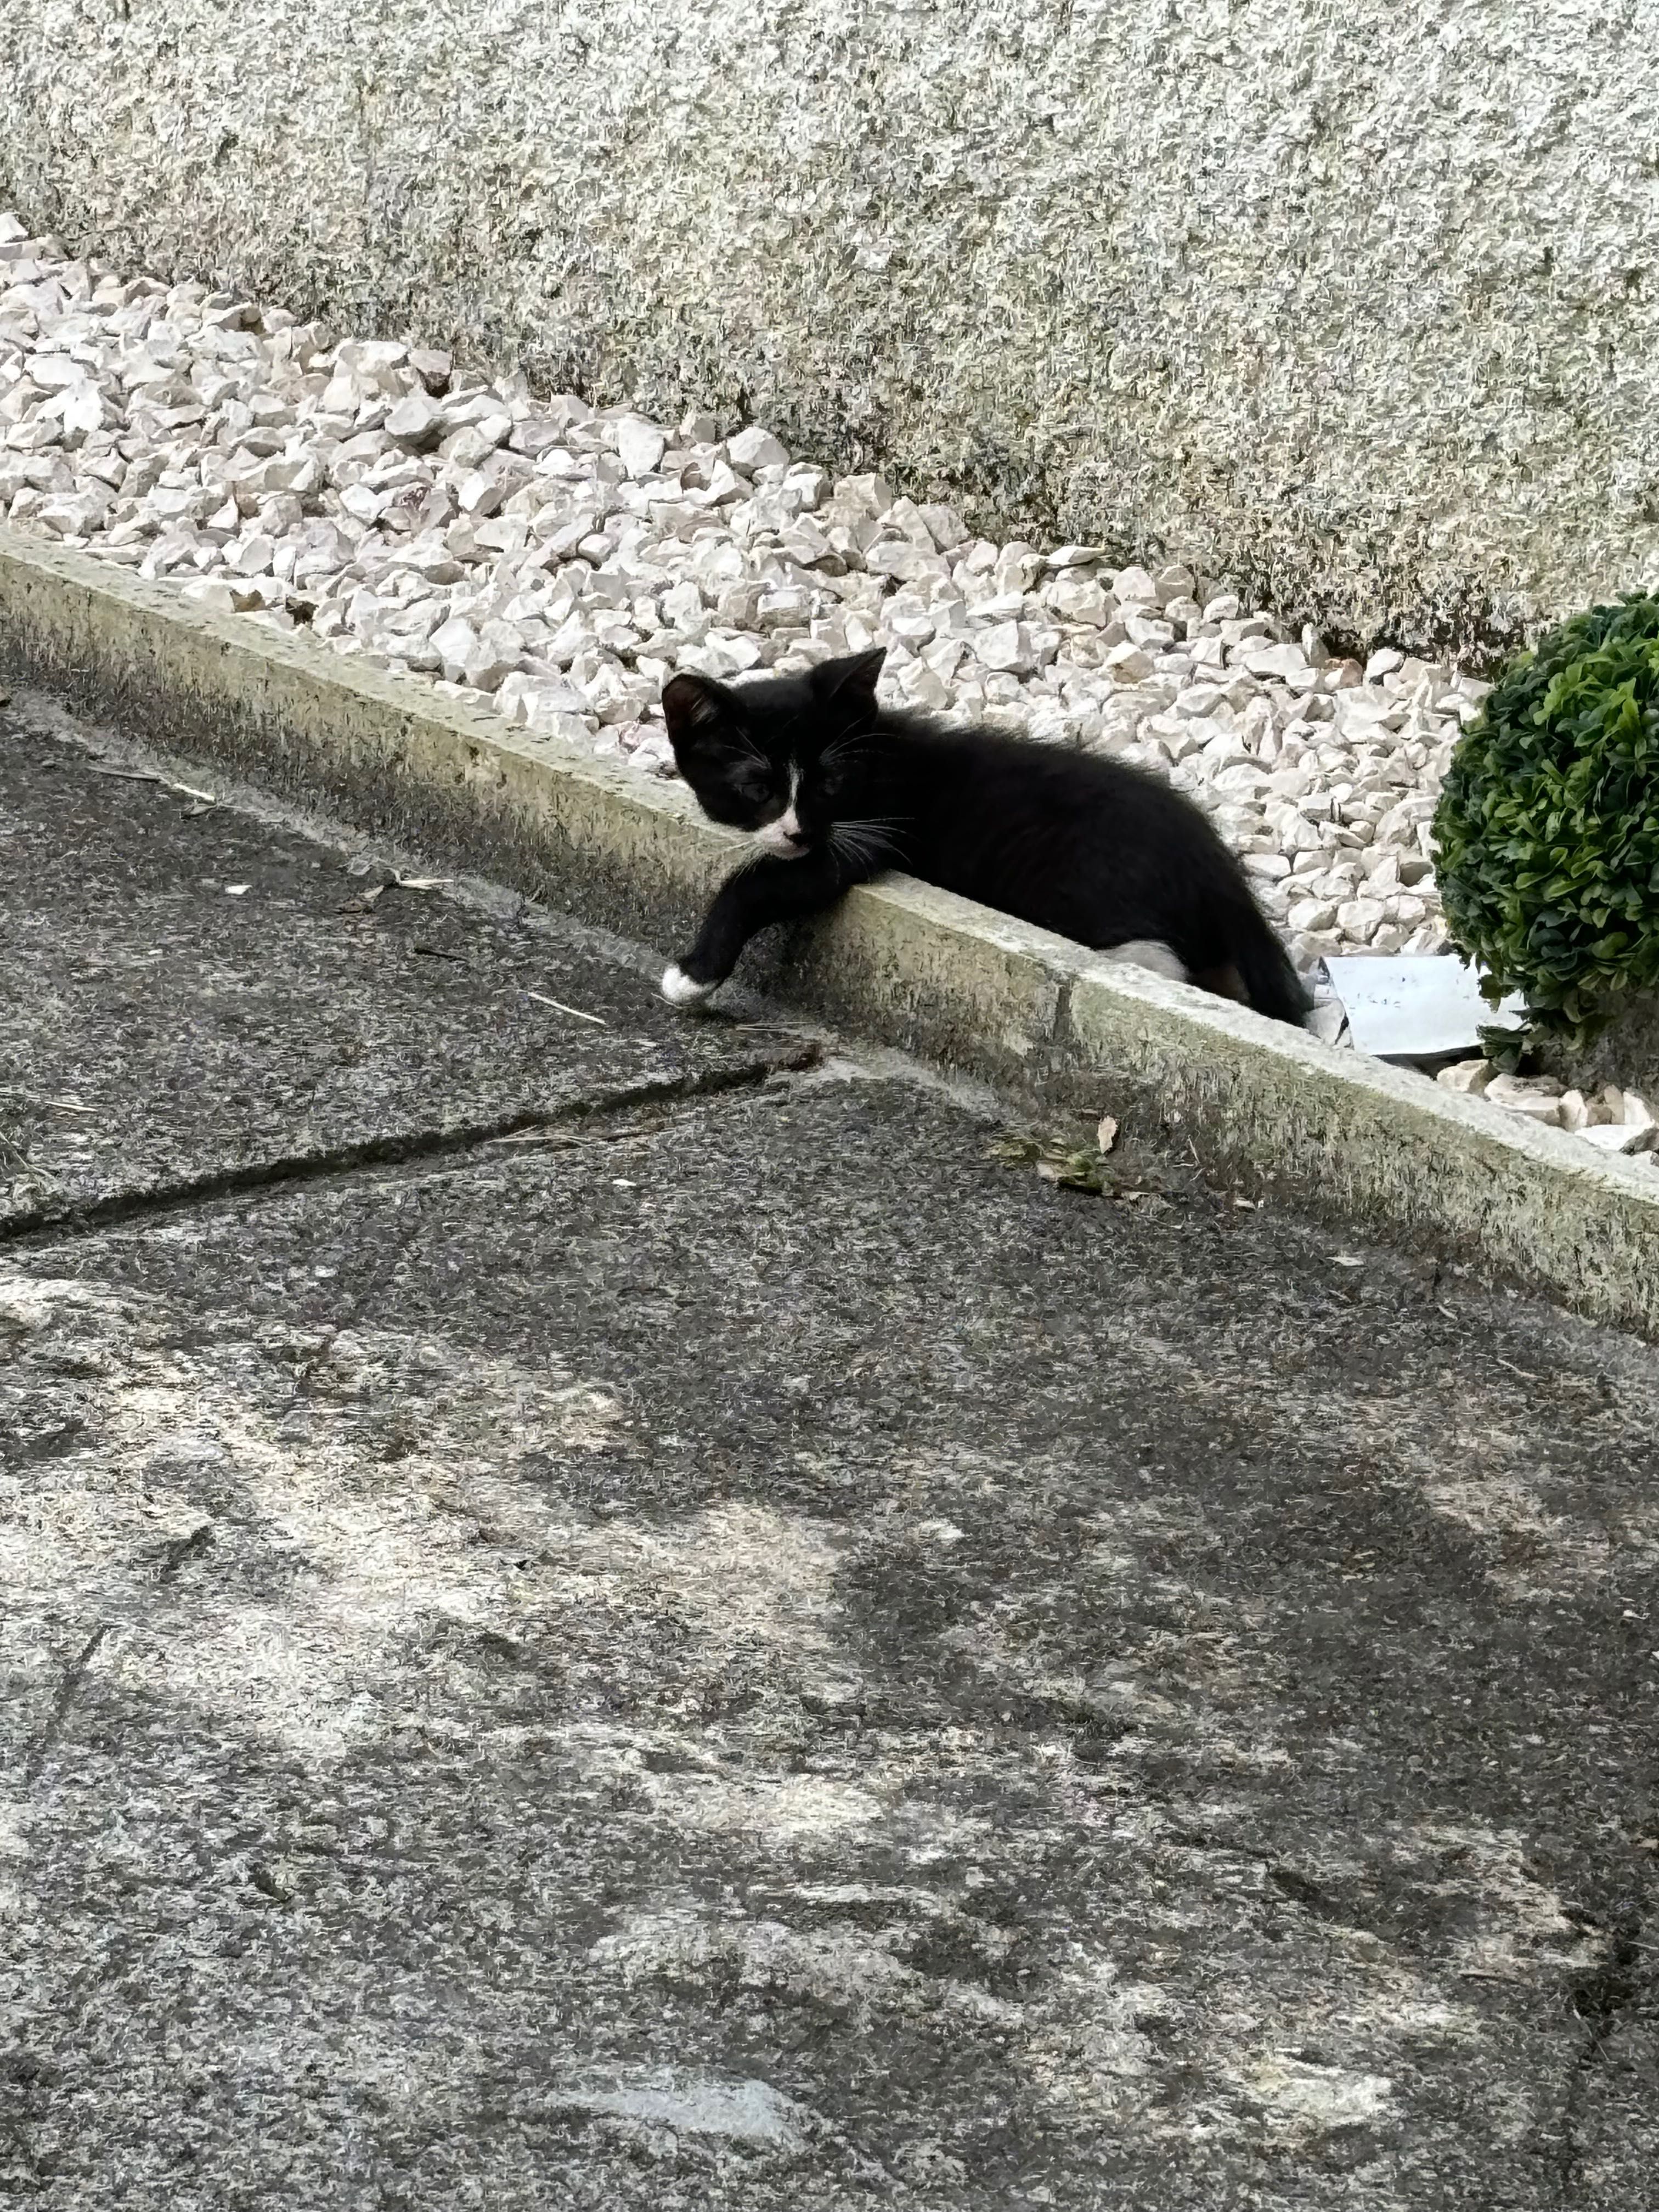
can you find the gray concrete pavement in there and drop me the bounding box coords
[0,712,810,1229]
[2,704,1657,2209]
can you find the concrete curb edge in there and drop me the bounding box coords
[3,523,1656,1335]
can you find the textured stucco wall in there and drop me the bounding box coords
[3,0,1659,651]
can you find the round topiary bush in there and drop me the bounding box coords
[1433,593,1659,1045]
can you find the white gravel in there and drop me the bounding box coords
[3,217,1649,1164]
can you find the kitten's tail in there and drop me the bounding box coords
[1229,901,1311,1028]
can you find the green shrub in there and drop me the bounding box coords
[1433,594,1659,1045]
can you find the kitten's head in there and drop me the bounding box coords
[661,648,888,861]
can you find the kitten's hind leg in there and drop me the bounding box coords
[1189,962,1250,1007]
[1097,939,1190,986]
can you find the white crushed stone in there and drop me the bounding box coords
[1437,1065,1657,1154]
[0,219,1645,1164]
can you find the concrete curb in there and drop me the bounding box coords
[4,523,1658,1335]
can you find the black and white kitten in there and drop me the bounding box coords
[659,647,1307,1026]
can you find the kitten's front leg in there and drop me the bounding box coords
[662,852,849,1006]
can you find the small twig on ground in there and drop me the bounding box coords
[526,990,607,1025]
[88,763,217,808]
[341,873,452,915]
[0,1127,61,1191]
[1493,1356,1542,1383]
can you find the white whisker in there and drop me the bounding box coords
[819,733,878,770]
[828,816,902,872]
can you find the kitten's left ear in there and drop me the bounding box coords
[814,647,886,713]
[662,671,734,747]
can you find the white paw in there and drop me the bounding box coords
[661,962,716,1007]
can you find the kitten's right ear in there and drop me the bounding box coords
[662,672,733,747]
[815,647,887,710]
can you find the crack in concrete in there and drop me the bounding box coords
[1166,1824,1370,1936]
[21,1623,109,1786]
[0,2052,50,2191]
[1556,1913,1649,2204]
[153,1523,215,1587]
[0,1048,818,1249]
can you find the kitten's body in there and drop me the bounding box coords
[661,650,1307,1026]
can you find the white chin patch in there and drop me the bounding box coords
[661,963,716,1007]
[1101,939,1189,985]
